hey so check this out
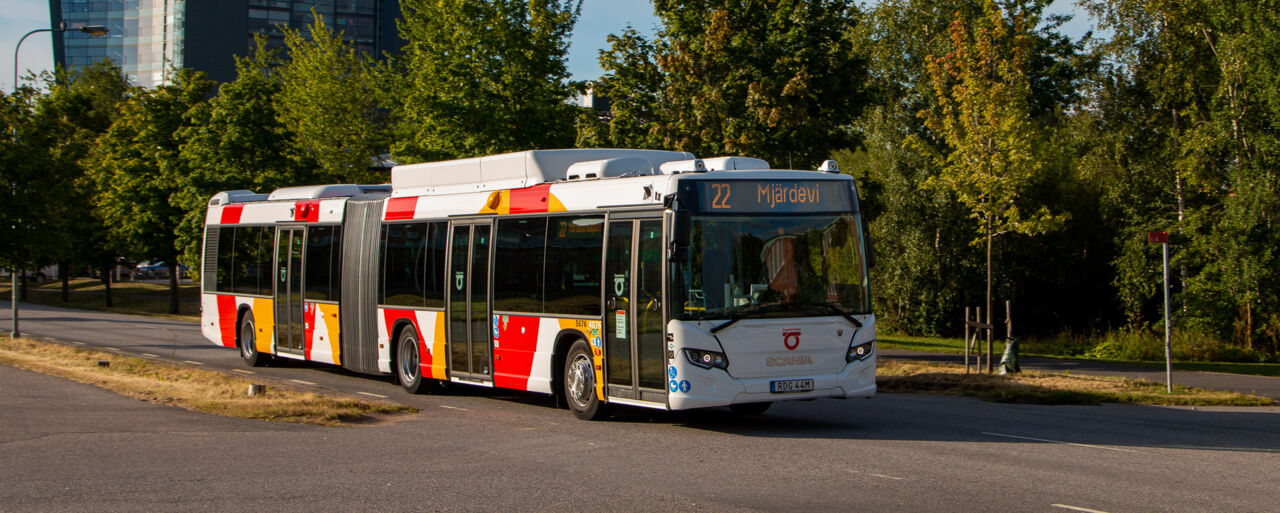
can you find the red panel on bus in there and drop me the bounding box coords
[303,302,315,360]
[294,200,320,222]
[493,314,540,390]
[382,308,444,378]
[509,184,553,214]
[220,205,244,225]
[385,197,418,220]
[216,294,238,347]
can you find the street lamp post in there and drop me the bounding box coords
[10,22,108,338]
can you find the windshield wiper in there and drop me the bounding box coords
[803,302,863,328]
[710,314,742,334]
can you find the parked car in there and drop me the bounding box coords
[134,261,188,279]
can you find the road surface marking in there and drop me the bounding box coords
[231,369,255,375]
[357,392,388,399]
[290,379,316,386]
[981,432,1144,454]
[1052,504,1112,513]
[848,470,905,481]
[141,353,158,357]
[104,347,119,351]
[182,360,205,366]
[71,341,85,345]
[439,405,470,411]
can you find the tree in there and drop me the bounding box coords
[91,69,213,314]
[579,26,667,149]
[917,1,1067,363]
[394,0,583,162]
[176,38,307,270]
[651,0,868,168]
[34,62,133,303]
[278,12,387,184]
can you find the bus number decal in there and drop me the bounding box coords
[711,183,731,209]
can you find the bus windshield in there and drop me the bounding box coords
[671,213,870,321]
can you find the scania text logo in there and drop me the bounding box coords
[783,329,801,350]
[766,355,813,366]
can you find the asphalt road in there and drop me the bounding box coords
[1,302,1278,512]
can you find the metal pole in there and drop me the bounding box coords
[1163,241,1172,393]
[964,307,970,374]
[11,28,54,341]
[9,270,16,338]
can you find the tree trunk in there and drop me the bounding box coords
[59,260,70,303]
[166,258,180,315]
[986,214,993,374]
[100,264,113,308]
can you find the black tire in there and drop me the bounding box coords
[239,315,269,367]
[564,340,607,420]
[396,327,440,394]
[729,402,772,415]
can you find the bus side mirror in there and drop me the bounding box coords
[669,210,691,263]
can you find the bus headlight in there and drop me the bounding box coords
[685,348,729,370]
[847,340,875,362]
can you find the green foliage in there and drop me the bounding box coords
[919,0,1067,244]
[394,0,583,162]
[650,0,867,167]
[580,26,667,149]
[279,12,387,184]
[90,69,213,313]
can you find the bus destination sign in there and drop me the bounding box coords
[687,179,853,213]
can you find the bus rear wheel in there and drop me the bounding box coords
[239,316,269,367]
[396,327,439,394]
[564,340,606,420]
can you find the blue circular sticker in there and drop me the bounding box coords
[669,379,680,393]
[679,380,691,393]
[668,366,678,379]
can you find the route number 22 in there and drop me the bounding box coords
[710,183,732,209]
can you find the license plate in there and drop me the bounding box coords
[770,379,814,393]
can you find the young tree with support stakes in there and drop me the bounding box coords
[917,1,1067,371]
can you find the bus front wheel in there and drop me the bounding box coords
[564,340,606,420]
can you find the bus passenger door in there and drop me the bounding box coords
[274,226,305,354]
[448,222,493,382]
[604,217,666,403]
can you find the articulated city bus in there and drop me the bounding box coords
[200,149,875,419]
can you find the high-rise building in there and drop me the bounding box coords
[49,0,402,88]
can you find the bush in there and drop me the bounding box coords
[1082,328,1276,363]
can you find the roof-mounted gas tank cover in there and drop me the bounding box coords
[660,156,773,174]
[390,149,695,196]
[266,184,392,201]
[565,156,655,181]
[659,159,707,174]
[701,156,771,171]
[208,190,269,207]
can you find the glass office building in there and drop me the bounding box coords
[50,0,401,87]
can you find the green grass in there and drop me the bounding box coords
[878,360,1273,406]
[0,278,200,322]
[880,334,1280,378]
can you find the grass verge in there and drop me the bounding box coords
[0,278,200,322]
[0,336,416,426]
[877,360,1273,406]
[879,336,1280,378]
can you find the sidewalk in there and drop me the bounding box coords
[881,348,1280,401]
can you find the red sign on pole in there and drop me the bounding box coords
[1147,231,1169,243]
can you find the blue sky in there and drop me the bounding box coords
[3,0,1099,91]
